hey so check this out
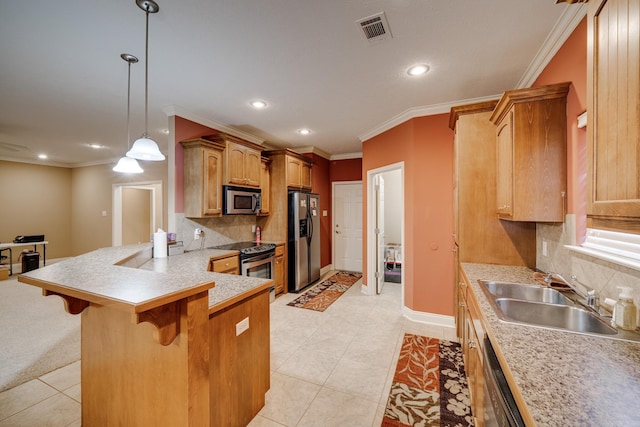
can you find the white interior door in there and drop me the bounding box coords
[376,175,385,294]
[333,182,363,272]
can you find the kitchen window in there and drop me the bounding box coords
[567,228,640,272]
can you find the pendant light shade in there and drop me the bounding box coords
[114,53,144,174]
[127,134,165,160]
[127,0,165,162]
[113,156,144,173]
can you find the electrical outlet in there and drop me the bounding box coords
[251,225,256,233]
[236,317,249,336]
[542,240,548,257]
[194,228,202,240]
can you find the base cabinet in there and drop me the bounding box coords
[274,244,285,294]
[209,289,270,427]
[459,267,485,425]
[209,254,239,275]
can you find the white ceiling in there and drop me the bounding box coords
[0,1,586,167]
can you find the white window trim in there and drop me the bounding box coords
[566,228,640,272]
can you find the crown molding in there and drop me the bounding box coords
[331,152,362,160]
[516,4,587,88]
[0,156,73,168]
[293,146,332,160]
[163,105,265,145]
[358,94,500,142]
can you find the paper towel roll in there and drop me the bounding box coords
[153,228,168,258]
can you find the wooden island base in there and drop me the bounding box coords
[18,244,272,427]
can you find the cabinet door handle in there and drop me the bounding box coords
[469,341,476,349]
[498,204,510,210]
[459,302,466,307]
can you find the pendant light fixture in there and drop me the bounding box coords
[113,53,144,174]
[126,0,165,161]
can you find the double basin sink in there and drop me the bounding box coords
[478,280,640,342]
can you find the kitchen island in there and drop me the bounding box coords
[18,243,272,427]
[462,263,640,426]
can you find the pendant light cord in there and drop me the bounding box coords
[144,6,150,137]
[127,60,132,149]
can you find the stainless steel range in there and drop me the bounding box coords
[213,241,276,279]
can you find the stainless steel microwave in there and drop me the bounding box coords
[222,185,261,215]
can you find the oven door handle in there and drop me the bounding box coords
[242,252,274,264]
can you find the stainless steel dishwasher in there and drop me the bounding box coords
[482,337,525,427]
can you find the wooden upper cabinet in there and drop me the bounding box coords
[450,101,535,268]
[181,139,225,218]
[490,82,570,222]
[258,157,271,216]
[286,156,312,190]
[225,141,261,187]
[204,133,262,188]
[587,0,640,233]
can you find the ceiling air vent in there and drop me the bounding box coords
[356,12,392,44]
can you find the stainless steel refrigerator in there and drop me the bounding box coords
[288,191,321,292]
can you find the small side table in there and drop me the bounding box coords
[0,241,48,276]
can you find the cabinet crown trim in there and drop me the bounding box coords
[490,82,571,124]
[264,148,314,164]
[449,100,499,130]
[180,138,226,151]
[203,133,264,152]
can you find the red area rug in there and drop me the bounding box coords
[382,334,474,427]
[286,271,362,312]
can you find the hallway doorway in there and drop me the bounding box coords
[112,181,163,246]
[367,163,404,298]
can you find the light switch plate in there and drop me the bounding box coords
[236,317,249,336]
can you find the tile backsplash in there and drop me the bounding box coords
[176,213,257,251]
[537,214,640,319]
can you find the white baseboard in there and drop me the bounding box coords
[320,264,333,276]
[401,306,456,329]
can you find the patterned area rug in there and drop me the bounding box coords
[382,334,474,427]
[286,271,362,312]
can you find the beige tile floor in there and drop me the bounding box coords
[0,274,456,426]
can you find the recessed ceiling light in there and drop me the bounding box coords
[88,143,103,149]
[38,154,48,159]
[407,64,429,76]
[297,129,311,135]
[250,100,268,109]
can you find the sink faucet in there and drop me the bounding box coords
[544,272,600,311]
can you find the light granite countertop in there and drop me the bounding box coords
[19,244,272,315]
[462,263,640,427]
[140,249,273,313]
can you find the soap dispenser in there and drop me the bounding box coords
[614,287,637,331]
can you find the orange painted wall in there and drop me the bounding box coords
[174,116,220,213]
[307,153,332,267]
[362,114,454,315]
[330,158,362,182]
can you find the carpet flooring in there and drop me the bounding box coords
[0,275,80,392]
[382,333,474,427]
[286,271,362,312]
